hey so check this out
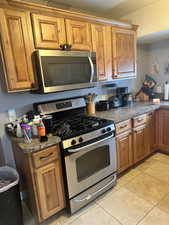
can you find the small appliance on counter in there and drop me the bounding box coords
[95,100,109,111]
[116,87,129,106]
[108,96,122,108]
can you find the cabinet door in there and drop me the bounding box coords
[147,113,155,152]
[65,19,92,50]
[112,28,136,79]
[35,161,65,220]
[156,110,169,152]
[133,125,149,163]
[31,14,66,49]
[91,24,112,81]
[0,9,35,91]
[116,131,133,173]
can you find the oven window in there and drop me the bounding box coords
[76,145,110,182]
[40,56,97,87]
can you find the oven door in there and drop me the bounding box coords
[64,135,116,198]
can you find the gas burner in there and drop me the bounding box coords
[52,115,112,139]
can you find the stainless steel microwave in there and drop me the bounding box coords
[35,50,97,93]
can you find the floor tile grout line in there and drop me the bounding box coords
[135,203,156,225]
[135,190,169,225]
[143,170,169,186]
[60,203,99,225]
[98,204,123,225]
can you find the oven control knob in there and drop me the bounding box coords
[79,137,83,143]
[71,139,76,145]
[107,127,112,132]
[102,129,106,134]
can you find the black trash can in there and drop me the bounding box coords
[0,166,23,225]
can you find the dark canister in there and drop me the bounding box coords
[42,115,53,134]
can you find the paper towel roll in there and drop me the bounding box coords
[164,82,169,100]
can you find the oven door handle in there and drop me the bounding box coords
[88,56,94,83]
[67,134,114,153]
[73,175,116,203]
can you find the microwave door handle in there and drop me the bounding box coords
[88,57,94,83]
[67,134,114,153]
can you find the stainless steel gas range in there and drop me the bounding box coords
[34,97,117,214]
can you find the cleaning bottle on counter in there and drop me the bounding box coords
[16,120,23,138]
[38,119,46,137]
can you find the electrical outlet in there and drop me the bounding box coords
[8,109,16,122]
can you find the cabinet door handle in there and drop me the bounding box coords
[120,124,127,129]
[39,152,53,160]
[137,118,144,123]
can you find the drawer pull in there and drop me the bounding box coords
[39,152,53,160]
[137,119,143,122]
[120,124,127,129]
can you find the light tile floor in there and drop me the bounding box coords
[24,152,169,225]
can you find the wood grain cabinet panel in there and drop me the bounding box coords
[112,28,136,79]
[65,19,92,50]
[133,125,150,164]
[31,14,66,49]
[91,24,112,81]
[0,9,35,91]
[35,161,65,220]
[156,110,169,153]
[116,131,133,173]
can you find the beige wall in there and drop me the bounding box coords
[120,0,169,38]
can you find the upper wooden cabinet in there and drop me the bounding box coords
[112,28,136,79]
[65,19,92,51]
[0,9,36,91]
[31,14,66,49]
[91,24,112,81]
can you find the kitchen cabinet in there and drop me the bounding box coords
[133,124,150,164]
[116,130,133,173]
[147,113,155,152]
[35,162,65,220]
[112,28,136,79]
[0,2,137,92]
[31,14,66,49]
[12,144,65,223]
[156,109,169,153]
[65,19,92,51]
[91,24,112,81]
[0,9,36,92]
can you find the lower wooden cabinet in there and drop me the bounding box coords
[35,162,65,220]
[156,109,169,153]
[116,130,133,173]
[12,144,65,223]
[133,125,150,164]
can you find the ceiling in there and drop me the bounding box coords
[24,0,160,19]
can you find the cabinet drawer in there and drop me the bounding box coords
[116,119,131,135]
[32,145,59,168]
[133,114,147,127]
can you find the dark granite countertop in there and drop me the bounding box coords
[11,135,61,154]
[94,101,169,123]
